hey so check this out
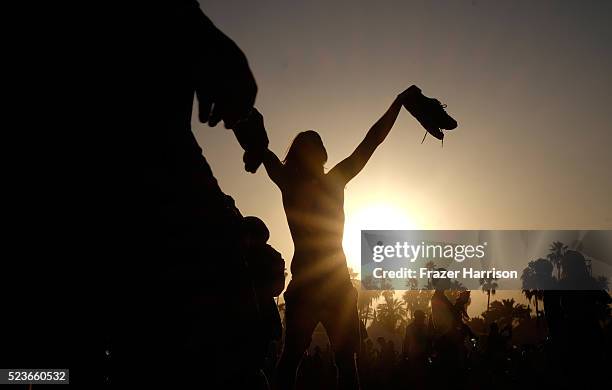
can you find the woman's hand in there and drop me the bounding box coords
[396,85,420,106]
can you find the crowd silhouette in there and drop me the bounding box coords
[291,248,611,390]
[93,1,610,389]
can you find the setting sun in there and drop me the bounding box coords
[343,202,417,275]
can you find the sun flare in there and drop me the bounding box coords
[342,202,417,277]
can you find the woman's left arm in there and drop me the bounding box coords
[328,96,403,184]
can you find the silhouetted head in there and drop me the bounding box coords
[414,310,425,324]
[457,290,471,304]
[561,250,589,280]
[283,130,328,176]
[431,268,451,291]
[241,216,270,244]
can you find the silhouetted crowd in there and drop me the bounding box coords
[257,291,612,390]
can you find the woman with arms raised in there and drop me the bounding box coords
[251,85,455,389]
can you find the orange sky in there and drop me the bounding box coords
[192,0,612,316]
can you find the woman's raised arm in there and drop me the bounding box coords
[328,96,403,184]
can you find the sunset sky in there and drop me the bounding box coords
[193,0,612,316]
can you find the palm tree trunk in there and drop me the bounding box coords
[534,296,541,338]
[487,290,491,312]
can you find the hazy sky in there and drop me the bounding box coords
[193,0,612,315]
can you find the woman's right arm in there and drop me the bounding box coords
[263,148,284,188]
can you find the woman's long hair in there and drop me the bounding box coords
[283,130,328,173]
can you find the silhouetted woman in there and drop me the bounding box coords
[259,85,453,389]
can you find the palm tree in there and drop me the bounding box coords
[521,257,555,323]
[358,275,381,327]
[521,263,539,318]
[376,295,407,333]
[423,261,437,290]
[521,288,540,319]
[402,279,419,320]
[445,280,467,303]
[480,276,498,313]
[521,260,542,312]
[380,278,395,302]
[402,278,434,320]
[547,241,567,280]
[405,277,419,290]
[484,298,531,327]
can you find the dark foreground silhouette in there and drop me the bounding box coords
[107,0,274,387]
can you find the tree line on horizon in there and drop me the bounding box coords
[276,241,610,343]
